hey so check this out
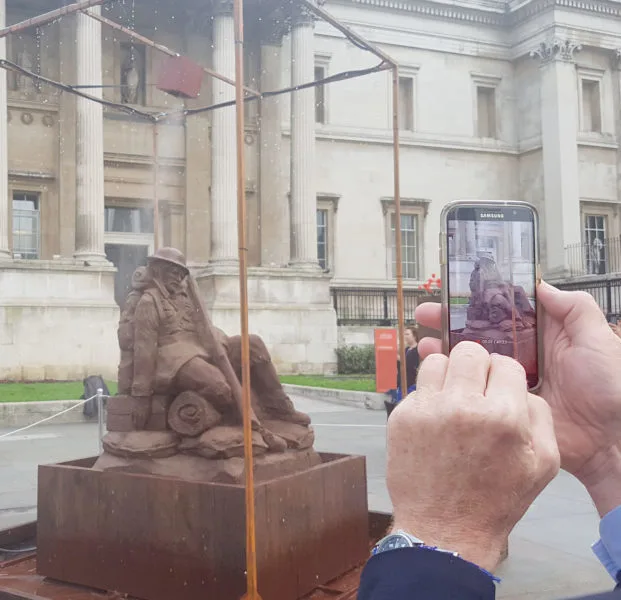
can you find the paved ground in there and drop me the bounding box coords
[0,396,613,599]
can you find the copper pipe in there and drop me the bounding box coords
[233,0,260,598]
[152,123,160,251]
[84,9,261,98]
[183,61,390,117]
[300,0,396,67]
[392,66,408,397]
[0,0,108,38]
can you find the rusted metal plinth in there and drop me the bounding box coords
[34,453,368,600]
[1,512,391,600]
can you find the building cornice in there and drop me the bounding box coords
[333,0,621,28]
[343,0,506,26]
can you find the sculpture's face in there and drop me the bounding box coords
[163,264,187,292]
[151,261,187,293]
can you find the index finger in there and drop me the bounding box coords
[414,302,441,331]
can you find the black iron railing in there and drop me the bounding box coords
[554,276,621,322]
[565,237,621,277]
[331,287,436,326]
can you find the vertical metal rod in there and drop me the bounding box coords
[96,387,104,454]
[233,0,260,599]
[392,67,407,397]
[153,123,160,250]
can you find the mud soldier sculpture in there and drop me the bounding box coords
[97,248,319,483]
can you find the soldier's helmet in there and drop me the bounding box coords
[147,247,188,272]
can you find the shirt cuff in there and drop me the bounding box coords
[592,505,621,581]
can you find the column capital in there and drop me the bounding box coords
[529,38,582,65]
[211,0,234,17]
[290,2,317,27]
[612,48,621,70]
[260,11,289,46]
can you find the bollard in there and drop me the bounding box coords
[96,388,104,454]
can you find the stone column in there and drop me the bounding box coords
[531,39,582,276]
[74,8,106,262]
[612,49,621,212]
[289,5,319,269]
[259,21,289,267]
[0,0,9,260]
[210,0,237,266]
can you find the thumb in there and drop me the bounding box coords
[538,281,608,339]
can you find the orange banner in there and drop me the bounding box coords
[374,328,397,393]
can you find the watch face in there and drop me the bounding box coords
[377,534,414,553]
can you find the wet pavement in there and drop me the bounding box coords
[0,395,612,599]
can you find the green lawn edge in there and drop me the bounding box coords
[0,375,376,402]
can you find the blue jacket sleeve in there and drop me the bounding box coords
[357,547,496,600]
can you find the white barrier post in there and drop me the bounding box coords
[96,388,104,454]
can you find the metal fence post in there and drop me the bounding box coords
[382,290,389,323]
[96,388,104,454]
[607,279,613,320]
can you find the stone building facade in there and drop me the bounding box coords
[1,0,620,380]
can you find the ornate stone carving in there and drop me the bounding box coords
[42,113,55,127]
[613,48,621,69]
[120,44,143,105]
[20,112,33,125]
[530,38,582,64]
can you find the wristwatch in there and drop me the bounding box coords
[372,529,459,558]
[372,530,424,555]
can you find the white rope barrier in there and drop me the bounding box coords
[0,392,108,441]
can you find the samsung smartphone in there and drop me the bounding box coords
[440,200,542,391]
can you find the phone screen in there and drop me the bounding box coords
[446,205,539,389]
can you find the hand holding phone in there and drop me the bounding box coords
[440,201,542,391]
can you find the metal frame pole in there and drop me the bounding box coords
[83,9,261,98]
[233,0,260,598]
[152,123,160,250]
[0,0,108,38]
[391,66,408,397]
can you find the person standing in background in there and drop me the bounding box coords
[398,325,420,392]
[386,325,421,417]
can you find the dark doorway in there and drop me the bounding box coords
[105,244,149,308]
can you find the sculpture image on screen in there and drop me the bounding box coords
[447,217,538,384]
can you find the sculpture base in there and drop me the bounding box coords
[36,452,368,600]
[93,448,322,484]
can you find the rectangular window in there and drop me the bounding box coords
[398,77,414,131]
[105,206,154,234]
[582,79,602,133]
[317,208,329,270]
[584,214,607,274]
[391,213,418,279]
[12,191,40,259]
[476,86,496,138]
[315,65,326,124]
